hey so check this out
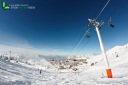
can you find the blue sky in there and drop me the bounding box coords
[0,0,128,55]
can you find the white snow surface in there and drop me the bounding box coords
[0,44,128,85]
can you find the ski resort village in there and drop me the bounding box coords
[1,0,128,85]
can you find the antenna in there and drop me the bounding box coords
[9,51,11,61]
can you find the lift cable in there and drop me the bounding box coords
[75,31,96,55]
[96,0,111,20]
[70,28,90,55]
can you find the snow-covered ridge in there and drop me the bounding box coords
[85,44,128,65]
[107,44,128,55]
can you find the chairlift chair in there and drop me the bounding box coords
[108,16,115,28]
[85,35,91,38]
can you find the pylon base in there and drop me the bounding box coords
[106,69,113,78]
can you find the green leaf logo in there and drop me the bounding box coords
[2,2,10,10]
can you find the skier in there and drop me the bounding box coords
[40,69,42,74]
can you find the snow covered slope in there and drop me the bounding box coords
[0,44,128,85]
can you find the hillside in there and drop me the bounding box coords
[0,44,128,85]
